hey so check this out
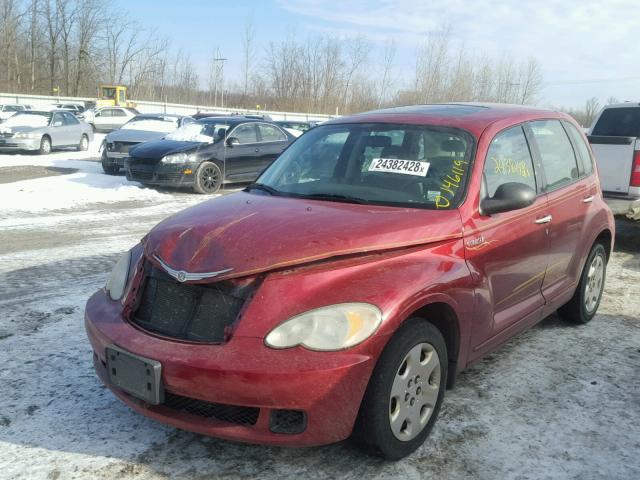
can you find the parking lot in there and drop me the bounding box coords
[0,143,639,480]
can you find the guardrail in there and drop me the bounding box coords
[0,92,334,122]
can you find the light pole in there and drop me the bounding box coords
[213,57,227,108]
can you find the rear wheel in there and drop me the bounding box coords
[353,318,447,460]
[559,243,607,324]
[193,161,222,194]
[38,136,51,155]
[77,134,89,151]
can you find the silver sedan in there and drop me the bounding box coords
[0,110,93,154]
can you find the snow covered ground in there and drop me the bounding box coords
[0,143,639,479]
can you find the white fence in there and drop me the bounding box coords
[0,92,334,122]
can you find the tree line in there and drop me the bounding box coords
[1,1,545,114]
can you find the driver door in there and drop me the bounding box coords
[464,125,550,357]
[223,123,261,181]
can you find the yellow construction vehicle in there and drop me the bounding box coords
[96,85,136,108]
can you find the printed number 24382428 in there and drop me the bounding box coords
[368,158,430,177]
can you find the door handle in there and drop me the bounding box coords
[254,148,260,153]
[534,215,552,224]
[582,195,594,203]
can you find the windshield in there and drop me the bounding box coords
[165,122,227,142]
[2,112,51,128]
[122,117,179,133]
[257,123,474,209]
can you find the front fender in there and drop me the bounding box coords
[234,238,474,366]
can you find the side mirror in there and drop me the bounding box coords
[480,182,536,216]
[226,137,240,147]
[52,121,63,127]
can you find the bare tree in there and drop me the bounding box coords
[241,14,255,104]
[377,39,395,107]
[584,97,601,126]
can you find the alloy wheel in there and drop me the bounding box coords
[389,342,441,441]
[584,252,604,313]
[200,165,220,193]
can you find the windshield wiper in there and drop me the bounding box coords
[245,183,280,195]
[301,193,367,204]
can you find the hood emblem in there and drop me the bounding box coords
[153,254,233,282]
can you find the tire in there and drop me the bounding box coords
[38,136,51,155]
[558,243,607,324]
[193,161,222,194]
[77,134,89,151]
[101,148,119,174]
[353,318,448,460]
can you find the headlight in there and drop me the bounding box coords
[15,132,37,139]
[105,251,131,301]
[162,152,195,164]
[265,303,382,351]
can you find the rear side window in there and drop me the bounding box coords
[112,109,127,117]
[483,126,537,197]
[591,107,640,137]
[258,123,287,142]
[529,120,579,191]
[563,122,593,175]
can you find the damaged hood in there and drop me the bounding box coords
[143,192,463,280]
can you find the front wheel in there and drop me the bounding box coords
[38,136,51,155]
[353,318,447,460]
[558,243,607,324]
[77,134,89,151]
[101,148,119,174]
[193,161,222,194]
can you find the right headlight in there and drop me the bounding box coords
[264,303,382,351]
[161,152,195,164]
[105,251,131,301]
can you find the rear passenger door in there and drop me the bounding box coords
[526,119,594,306]
[62,112,81,144]
[256,123,289,171]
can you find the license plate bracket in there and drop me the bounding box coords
[106,345,164,405]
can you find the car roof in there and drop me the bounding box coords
[132,113,185,120]
[197,116,268,125]
[326,103,570,137]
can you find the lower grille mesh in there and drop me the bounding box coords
[163,392,259,425]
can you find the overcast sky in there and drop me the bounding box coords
[119,0,640,108]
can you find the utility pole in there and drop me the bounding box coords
[213,57,227,108]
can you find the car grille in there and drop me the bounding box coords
[131,266,249,343]
[163,392,259,425]
[127,165,155,181]
[0,132,15,138]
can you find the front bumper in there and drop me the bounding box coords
[103,152,129,168]
[85,290,375,447]
[0,136,40,150]
[125,160,197,187]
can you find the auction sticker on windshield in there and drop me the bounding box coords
[368,158,430,176]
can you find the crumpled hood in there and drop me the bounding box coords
[143,192,463,281]
[106,128,166,144]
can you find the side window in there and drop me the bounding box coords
[112,109,127,117]
[63,112,79,125]
[529,120,579,191]
[483,126,537,197]
[563,121,594,176]
[97,109,110,117]
[258,123,287,142]
[230,123,258,144]
[52,112,64,126]
[182,117,194,126]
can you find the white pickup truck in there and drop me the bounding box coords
[588,103,640,219]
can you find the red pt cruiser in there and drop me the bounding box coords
[85,104,614,459]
